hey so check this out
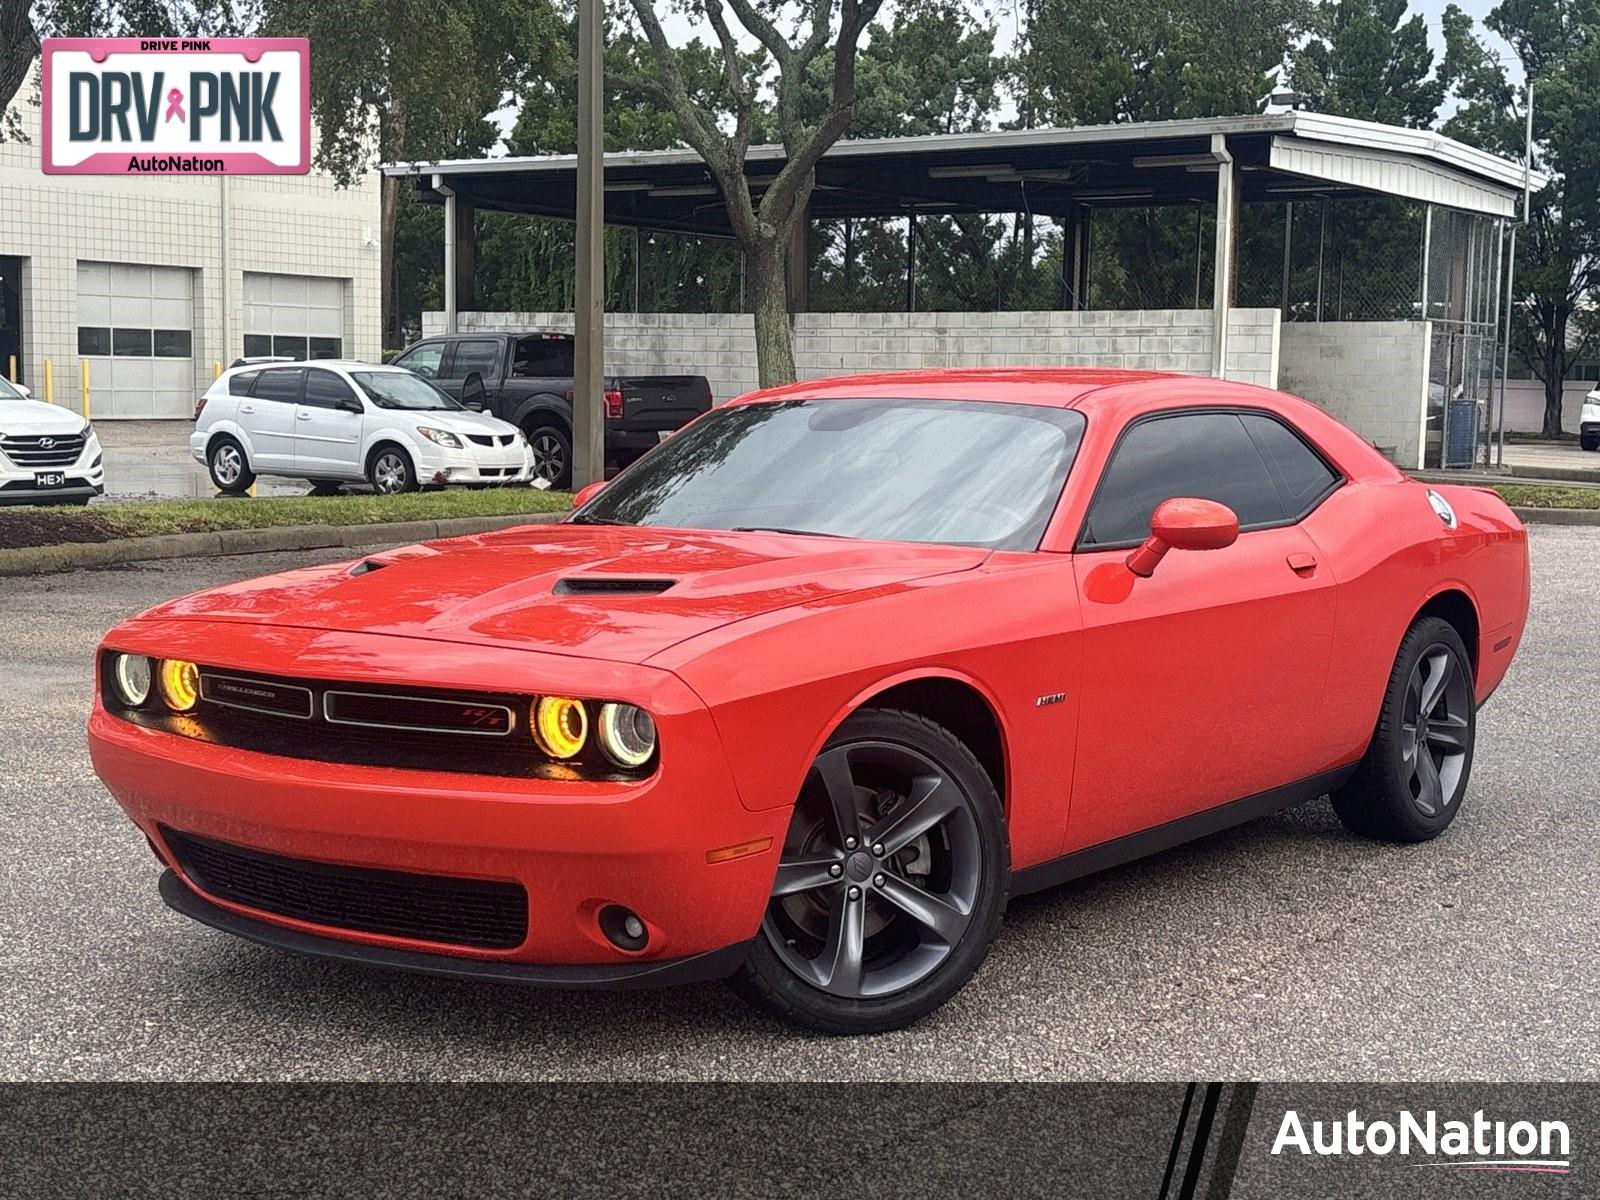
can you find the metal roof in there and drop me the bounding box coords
[384,112,1545,234]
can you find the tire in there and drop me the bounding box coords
[730,708,1010,1034]
[523,421,572,490]
[1582,434,1599,452]
[207,436,254,494]
[1332,616,1476,843]
[367,445,417,495]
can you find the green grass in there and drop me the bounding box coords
[1492,483,1600,510]
[0,488,571,551]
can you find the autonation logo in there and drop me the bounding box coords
[1273,1108,1572,1174]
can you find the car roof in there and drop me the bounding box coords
[731,367,1198,410]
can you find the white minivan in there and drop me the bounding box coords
[192,361,536,494]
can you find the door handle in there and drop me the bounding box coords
[297,411,313,420]
[239,404,255,413]
[1287,551,1318,575]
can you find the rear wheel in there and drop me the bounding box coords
[731,708,1008,1034]
[207,436,254,494]
[1332,616,1475,842]
[523,422,572,490]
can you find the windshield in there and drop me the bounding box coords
[576,398,1086,550]
[353,371,461,411]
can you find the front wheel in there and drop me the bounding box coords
[1582,433,1599,452]
[367,446,417,495]
[731,708,1009,1034]
[523,422,572,490]
[1332,616,1476,842]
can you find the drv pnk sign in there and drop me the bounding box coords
[41,38,309,175]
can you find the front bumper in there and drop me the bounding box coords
[160,869,754,988]
[88,627,788,976]
[0,439,104,504]
[418,441,536,486]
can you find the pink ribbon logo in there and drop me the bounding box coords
[164,88,185,123]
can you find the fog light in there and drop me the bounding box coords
[111,653,153,707]
[157,659,200,712]
[599,904,649,952]
[533,696,587,759]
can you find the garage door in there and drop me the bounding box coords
[76,262,195,419]
[243,273,345,361]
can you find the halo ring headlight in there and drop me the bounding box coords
[533,696,588,759]
[157,659,200,712]
[112,654,153,707]
[597,703,658,769]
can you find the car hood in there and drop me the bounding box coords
[137,523,989,663]
[403,409,519,437]
[0,399,90,435]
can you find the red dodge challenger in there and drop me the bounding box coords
[89,369,1529,1033]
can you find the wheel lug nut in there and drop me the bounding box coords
[829,863,842,877]
[847,885,861,900]
[844,836,858,850]
[871,842,884,856]
[873,873,885,887]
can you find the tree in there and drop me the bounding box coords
[1291,0,1445,127]
[1442,0,1600,438]
[260,0,560,347]
[611,0,888,387]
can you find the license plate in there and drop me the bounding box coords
[34,472,65,488]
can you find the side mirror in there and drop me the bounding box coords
[338,396,363,415]
[1125,497,1239,577]
[13,384,30,399]
[461,373,486,411]
[572,480,606,509]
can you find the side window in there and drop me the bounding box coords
[303,368,358,409]
[228,369,261,396]
[251,368,305,404]
[1082,412,1286,547]
[1239,413,1339,513]
[395,342,444,379]
[443,339,500,382]
[513,336,574,377]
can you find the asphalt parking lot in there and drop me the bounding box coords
[2,527,1597,1082]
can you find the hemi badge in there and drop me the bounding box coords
[1036,692,1066,707]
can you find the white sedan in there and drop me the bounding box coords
[0,376,105,506]
[191,361,537,494]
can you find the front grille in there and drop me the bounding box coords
[467,434,516,448]
[101,657,651,781]
[161,825,529,949]
[2,433,86,467]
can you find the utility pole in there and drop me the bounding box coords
[572,0,605,489]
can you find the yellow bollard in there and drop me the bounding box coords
[6,355,14,383]
[81,359,90,418]
[213,360,222,380]
[44,359,53,404]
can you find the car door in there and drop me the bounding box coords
[392,340,447,382]
[240,367,304,472]
[434,338,501,405]
[293,368,365,479]
[1063,408,1341,853]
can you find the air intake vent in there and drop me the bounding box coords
[553,577,675,596]
[348,559,388,577]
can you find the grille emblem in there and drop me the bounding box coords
[38,437,55,449]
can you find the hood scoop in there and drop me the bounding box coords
[348,559,390,577]
[552,576,676,596]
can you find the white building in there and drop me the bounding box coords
[1,71,380,419]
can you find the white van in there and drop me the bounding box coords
[192,361,536,494]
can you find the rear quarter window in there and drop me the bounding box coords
[228,370,261,396]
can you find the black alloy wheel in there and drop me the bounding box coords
[732,708,1008,1033]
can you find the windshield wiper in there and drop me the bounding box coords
[730,525,846,538]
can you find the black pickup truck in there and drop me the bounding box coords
[390,331,713,488]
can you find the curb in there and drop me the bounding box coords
[1511,506,1600,526]
[0,511,564,578]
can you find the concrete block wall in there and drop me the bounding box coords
[1278,321,1431,468]
[427,308,1284,398]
